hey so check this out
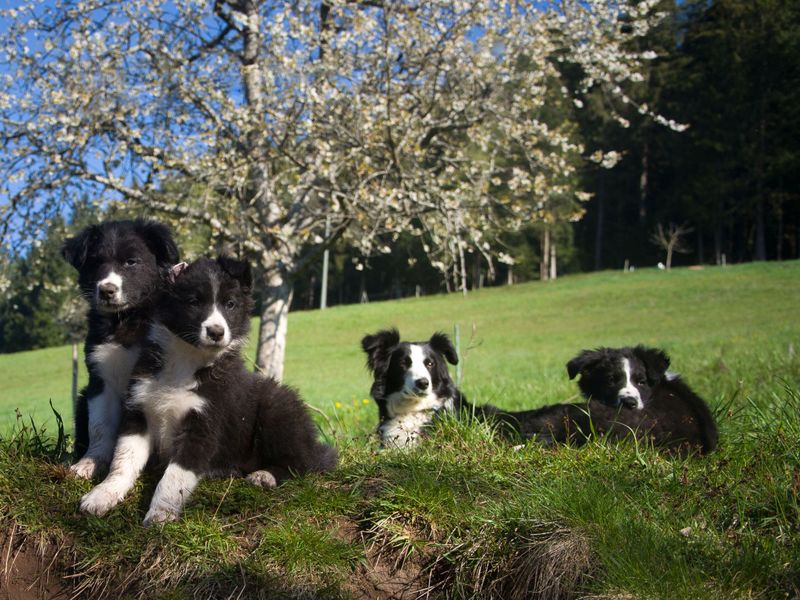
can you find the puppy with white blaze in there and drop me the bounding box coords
[80,256,337,526]
[563,346,718,454]
[62,219,179,479]
[362,329,466,448]
[363,330,717,455]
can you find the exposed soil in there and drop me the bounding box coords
[336,518,432,600]
[1,517,592,600]
[1,525,74,600]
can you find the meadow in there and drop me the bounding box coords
[0,262,798,598]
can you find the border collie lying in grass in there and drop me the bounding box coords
[81,256,337,526]
[62,219,179,479]
[362,329,717,454]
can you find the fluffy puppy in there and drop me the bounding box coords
[362,329,464,448]
[80,256,337,526]
[560,346,718,454]
[62,219,179,478]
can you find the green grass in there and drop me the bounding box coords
[4,261,799,436]
[1,261,799,598]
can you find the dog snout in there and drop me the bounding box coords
[414,378,429,391]
[619,395,639,409]
[98,282,119,301]
[206,324,225,342]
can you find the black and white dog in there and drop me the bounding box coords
[362,329,463,448]
[362,330,717,454]
[62,219,179,478]
[80,256,337,526]
[562,346,718,453]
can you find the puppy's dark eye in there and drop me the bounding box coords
[403,357,412,368]
[225,299,236,310]
[185,296,200,306]
[423,359,433,368]
[125,258,139,267]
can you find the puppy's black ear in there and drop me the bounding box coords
[361,329,400,373]
[134,220,180,267]
[566,349,603,380]
[217,255,252,290]
[428,332,458,365]
[633,346,670,385]
[61,225,99,270]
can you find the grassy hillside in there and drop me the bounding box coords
[3,261,799,436]
[1,262,799,599]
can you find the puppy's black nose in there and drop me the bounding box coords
[415,378,429,391]
[620,396,638,409]
[206,324,225,342]
[98,282,118,300]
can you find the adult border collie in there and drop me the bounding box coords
[62,219,179,478]
[80,256,337,526]
[362,329,717,454]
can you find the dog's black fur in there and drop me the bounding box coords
[62,219,179,477]
[362,330,717,455]
[561,346,718,454]
[80,256,337,526]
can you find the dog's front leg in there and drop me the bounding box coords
[143,461,201,527]
[80,413,151,516]
[70,388,122,479]
[143,411,209,527]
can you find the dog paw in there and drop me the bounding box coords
[246,470,277,489]
[69,457,98,479]
[80,485,123,516]
[143,506,180,527]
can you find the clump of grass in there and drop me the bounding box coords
[1,385,799,598]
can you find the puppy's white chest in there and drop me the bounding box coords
[129,354,206,459]
[380,412,433,448]
[89,342,140,397]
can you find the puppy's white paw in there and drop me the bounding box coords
[69,457,98,479]
[143,506,180,527]
[246,470,277,489]
[80,484,122,516]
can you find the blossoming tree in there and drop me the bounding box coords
[0,0,668,378]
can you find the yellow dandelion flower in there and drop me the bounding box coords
[334,401,342,409]
[362,399,370,405]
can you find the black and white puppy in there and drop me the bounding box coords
[362,329,465,448]
[80,256,337,526]
[362,330,717,455]
[562,346,718,454]
[62,219,179,478]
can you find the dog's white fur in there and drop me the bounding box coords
[144,463,200,526]
[619,358,644,409]
[80,432,150,516]
[96,270,126,310]
[70,342,140,478]
[380,343,454,448]
[199,306,231,347]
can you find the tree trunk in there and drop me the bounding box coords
[255,271,294,381]
[71,342,79,407]
[458,242,468,297]
[541,227,550,281]
[549,240,557,280]
[472,255,481,289]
